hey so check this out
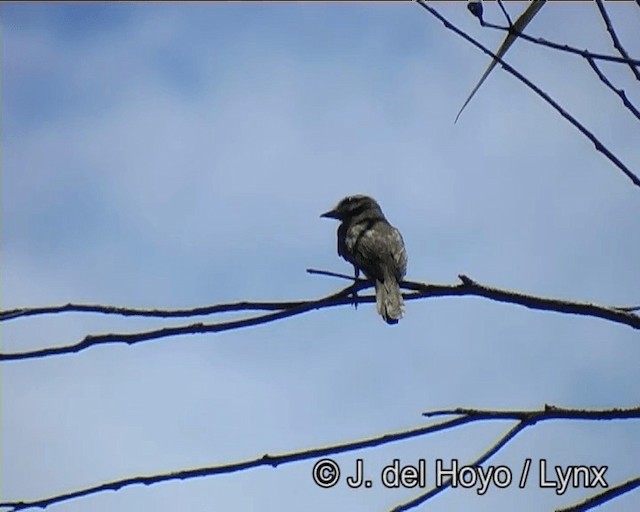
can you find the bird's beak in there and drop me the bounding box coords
[320,208,339,219]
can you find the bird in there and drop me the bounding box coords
[321,195,408,324]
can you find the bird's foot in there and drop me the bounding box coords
[351,288,359,310]
[352,266,360,309]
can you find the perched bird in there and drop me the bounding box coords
[321,195,408,324]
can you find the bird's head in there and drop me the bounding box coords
[320,195,383,221]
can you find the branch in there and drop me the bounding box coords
[2,273,638,361]
[586,55,640,122]
[595,0,640,82]
[0,415,471,511]
[396,404,640,511]
[416,0,640,189]
[393,422,528,511]
[0,300,306,322]
[556,476,640,512]
[0,284,362,361]
[422,404,640,422]
[402,273,640,330]
[0,270,361,322]
[1,405,636,512]
[479,20,640,67]
[617,304,640,313]
[306,268,359,281]
[496,0,513,27]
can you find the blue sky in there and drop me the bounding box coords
[2,2,639,511]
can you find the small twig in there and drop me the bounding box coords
[496,0,512,27]
[616,305,640,312]
[393,422,528,511]
[0,300,307,322]
[595,0,640,82]
[306,268,359,281]
[416,1,640,189]
[586,56,640,121]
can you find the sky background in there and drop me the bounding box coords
[2,2,639,511]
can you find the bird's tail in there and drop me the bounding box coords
[375,275,404,325]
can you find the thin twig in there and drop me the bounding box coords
[556,476,640,512]
[0,270,360,323]
[496,0,513,27]
[305,268,359,281]
[616,305,640,312]
[393,422,528,511]
[586,56,640,121]
[595,0,640,82]
[0,300,306,322]
[416,1,640,189]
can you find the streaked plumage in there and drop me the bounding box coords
[321,195,407,324]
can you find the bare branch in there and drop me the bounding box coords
[496,0,513,27]
[586,56,640,121]
[306,268,359,281]
[595,0,640,82]
[1,405,636,512]
[480,20,640,67]
[393,422,528,511]
[556,476,640,512]
[415,1,640,189]
[0,300,306,322]
[0,415,469,511]
[397,404,640,511]
[0,286,357,361]
[0,270,364,323]
[443,274,640,329]
[422,404,640,422]
[616,305,640,313]
[2,274,638,361]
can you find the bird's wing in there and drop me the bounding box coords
[391,228,408,280]
[354,221,406,282]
